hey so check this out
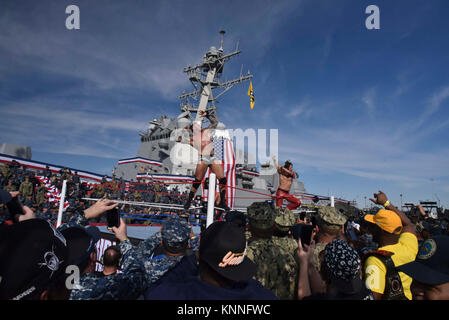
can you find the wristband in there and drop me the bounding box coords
[383,200,390,208]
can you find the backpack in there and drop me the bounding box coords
[363,250,407,300]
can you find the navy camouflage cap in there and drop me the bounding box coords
[317,206,347,227]
[247,202,275,230]
[274,207,296,232]
[161,216,191,249]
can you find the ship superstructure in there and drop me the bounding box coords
[112,32,307,208]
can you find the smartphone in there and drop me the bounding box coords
[311,216,317,229]
[106,207,120,228]
[6,196,25,217]
[291,224,313,246]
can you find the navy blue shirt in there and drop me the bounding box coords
[147,276,277,300]
[145,255,277,300]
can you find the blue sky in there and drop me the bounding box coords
[1,0,449,208]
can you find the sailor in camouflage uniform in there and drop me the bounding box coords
[1,163,10,180]
[154,183,161,203]
[61,199,146,300]
[133,190,143,202]
[134,216,199,288]
[36,182,47,206]
[246,202,298,300]
[19,176,33,200]
[91,184,105,199]
[4,180,17,192]
[69,237,145,300]
[311,206,347,272]
[272,207,298,257]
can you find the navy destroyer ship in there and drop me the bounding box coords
[111,31,307,209]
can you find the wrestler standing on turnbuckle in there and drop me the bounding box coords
[272,155,301,210]
[178,110,230,211]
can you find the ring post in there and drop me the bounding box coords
[206,173,216,228]
[56,180,67,228]
[330,196,335,208]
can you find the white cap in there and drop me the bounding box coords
[176,118,190,129]
[216,122,226,130]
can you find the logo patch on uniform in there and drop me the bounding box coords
[218,243,247,268]
[417,239,437,260]
[38,246,63,278]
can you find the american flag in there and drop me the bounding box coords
[202,137,236,208]
[36,176,70,210]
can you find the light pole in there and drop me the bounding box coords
[400,194,403,211]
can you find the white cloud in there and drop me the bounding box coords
[278,122,449,187]
[362,87,376,115]
[287,100,309,118]
[429,86,449,112]
[0,1,307,100]
[0,99,144,160]
[413,85,449,129]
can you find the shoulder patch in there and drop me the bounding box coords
[417,239,437,260]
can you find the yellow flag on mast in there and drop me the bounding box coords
[248,81,255,110]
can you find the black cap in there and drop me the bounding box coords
[398,235,449,286]
[224,210,247,227]
[60,225,101,267]
[0,219,68,300]
[199,221,256,282]
[0,189,12,205]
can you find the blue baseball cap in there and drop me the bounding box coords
[161,216,191,250]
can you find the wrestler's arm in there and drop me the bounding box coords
[272,155,282,174]
[280,167,295,178]
[192,123,202,150]
[202,110,218,130]
[275,164,296,178]
[276,163,296,178]
[272,155,295,177]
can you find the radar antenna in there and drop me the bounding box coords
[179,30,253,123]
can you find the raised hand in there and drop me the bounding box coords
[17,205,36,222]
[84,198,118,220]
[112,218,128,242]
[297,239,315,265]
[9,191,20,198]
[369,190,389,206]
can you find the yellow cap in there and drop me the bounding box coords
[364,209,403,234]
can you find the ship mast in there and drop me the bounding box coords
[179,30,253,123]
